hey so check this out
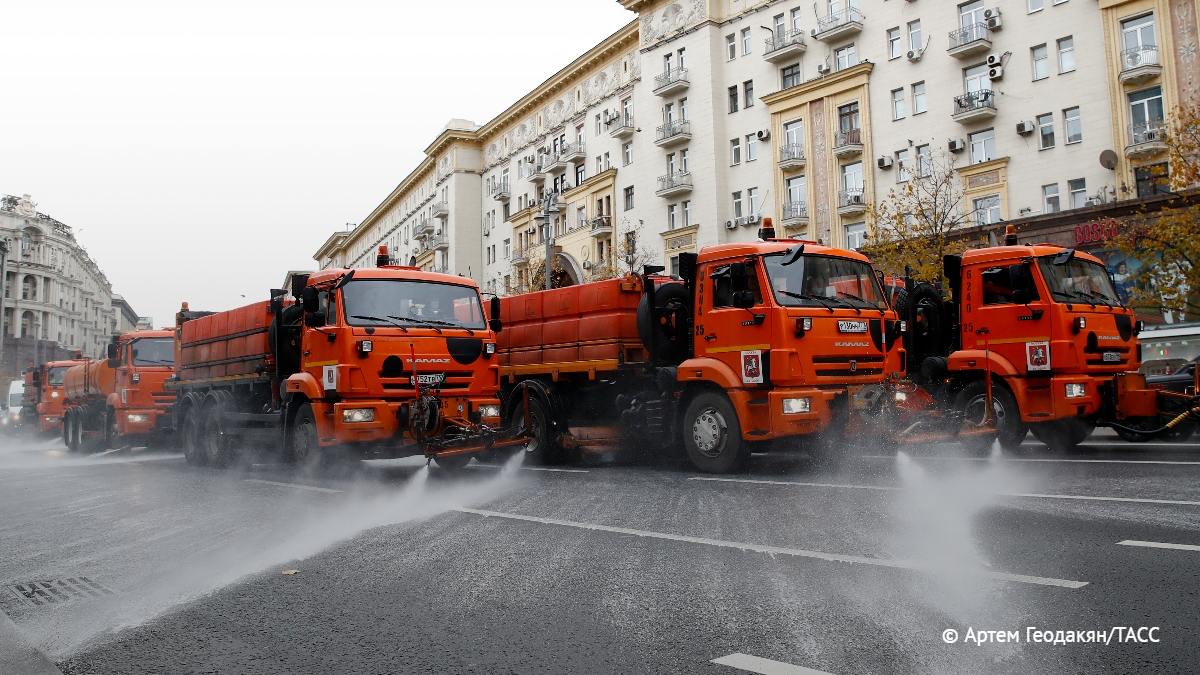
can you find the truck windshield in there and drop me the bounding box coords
[47,367,68,386]
[1037,256,1122,306]
[9,393,22,407]
[132,338,175,366]
[342,280,486,330]
[762,253,887,310]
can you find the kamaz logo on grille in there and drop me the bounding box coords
[838,320,868,333]
[408,358,450,365]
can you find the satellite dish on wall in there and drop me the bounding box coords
[1099,149,1119,170]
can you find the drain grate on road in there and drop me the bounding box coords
[8,577,115,607]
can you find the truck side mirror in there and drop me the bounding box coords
[1008,264,1037,303]
[488,296,502,333]
[729,262,750,292]
[304,311,326,328]
[301,287,320,313]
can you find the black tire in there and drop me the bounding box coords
[682,391,748,473]
[433,453,472,471]
[287,403,321,467]
[503,391,557,465]
[104,407,119,450]
[200,394,236,468]
[1031,419,1093,453]
[636,282,690,363]
[180,406,206,466]
[954,380,1025,455]
[63,410,77,451]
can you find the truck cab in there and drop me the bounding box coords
[35,360,85,435]
[107,330,176,438]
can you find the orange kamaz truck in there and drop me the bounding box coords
[168,248,523,468]
[495,221,900,473]
[892,228,1192,452]
[61,330,176,451]
[32,359,86,436]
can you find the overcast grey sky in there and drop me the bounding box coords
[0,0,634,326]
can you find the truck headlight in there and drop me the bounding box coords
[894,391,908,402]
[477,404,501,418]
[782,397,812,414]
[1064,383,1087,399]
[51,391,59,398]
[126,413,148,424]
[342,408,376,423]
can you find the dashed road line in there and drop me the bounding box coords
[456,507,1088,589]
[860,454,1200,466]
[1117,539,1200,552]
[242,479,344,494]
[712,652,833,675]
[688,476,1200,506]
[467,464,589,473]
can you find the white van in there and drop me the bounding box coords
[3,380,23,428]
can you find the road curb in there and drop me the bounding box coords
[0,609,62,675]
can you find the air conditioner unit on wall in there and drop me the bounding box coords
[988,66,1004,81]
[1016,120,1035,135]
[986,13,1003,31]
[878,156,894,169]
[757,129,771,142]
[744,215,761,225]
[948,138,966,153]
[906,49,922,62]
[817,63,831,75]
[986,54,1002,68]
[725,220,737,230]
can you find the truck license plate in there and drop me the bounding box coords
[1102,352,1121,363]
[838,320,868,333]
[410,373,446,386]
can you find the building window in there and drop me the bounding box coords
[915,144,932,177]
[747,187,760,214]
[1042,183,1060,212]
[1057,36,1075,73]
[1122,14,1158,57]
[728,85,739,113]
[785,175,806,207]
[576,164,586,184]
[743,80,754,108]
[781,64,802,89]
[964,62,989,94]
[622,142,633,166]
[623,186,635,211]
[730,138,742,165]
[732,191,744,219]
[891,88,906,120]
[1037,113,1055,149]
[911,81,927,114]
[908,20,922,51]
[1068,178,1087,208]
[834,44,857,71]
[1028,0,1044,11]
[973,195,1001,226]
[745,133,759,161]
[726,34,737,60]
[887,27,902,60]
[1129,86,1165,132]
[842,162,864,192]
[968,128,996,164]
[1135,163,1170,197]
[741,27,752,55]
[783,120,803,147]
[682,200,691,226]
[845,222,866,250]
[1031,44,1049,81]
[896,148,911,182]
[1063,106,1082,144]
[838,101,860,133]
[791,7,802,32]
[667,204,679,230]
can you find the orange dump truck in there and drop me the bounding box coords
[31,359,86,436]
[496,224,900,472]
[168,250,524,468]
[61,330,176,451]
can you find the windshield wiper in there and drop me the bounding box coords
[776,290,836,313]
[136,359,174,366]
[1051,290,1097,309]
[350,314,408,332]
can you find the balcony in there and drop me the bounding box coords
[511,249,530,266]
[779,143,806,171]
[589,216,613,236]
[545,152,567,174]
[562,141,586,164]
[491,179,510,202]
[527,162,547,184]
[1120,46,1162,85]
[781,201,808,226]
[430,234,449,251]
[832,128,863,159]
[1125,121,1168,159]
[413,218,434,237]
[837,190,867,216]
[431,201,448,220]
[655,120,692,147]
[947,23,991,58]
[952,90,997,124]
[813,7,863,42]
[607,114,635,139]
[764,29,807,62]
[656,171,693,198]
[653,68,689,96]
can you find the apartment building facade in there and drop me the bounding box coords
[316,0,1197,293]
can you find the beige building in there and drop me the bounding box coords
[315,0,1198,291]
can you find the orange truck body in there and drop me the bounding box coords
[167,257,518,467]
[61,330,176,449]
[34,360,86,435]
[497,234,899,472]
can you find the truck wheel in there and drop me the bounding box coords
[288,403,321,466]
[63,411,76,451]
[200,395,235,467]
[104,408,119,451]
[181,408,206,465]
[1031,419,1093,453]
[954,381,1024,455]
[682,391,747,473]
[503,391,557,465]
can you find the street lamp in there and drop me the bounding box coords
[537,189,563,291]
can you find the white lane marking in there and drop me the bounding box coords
[712,652,833,675]
[689,477,1200,507]
[467,464,589,473]
[243,479,344,494]
[456,507,1087,589]
[860,454,1200,466]
[1117,539,1200,552]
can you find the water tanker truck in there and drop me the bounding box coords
[495,220,901,473]
[30,359,86,437]
[168,248,525,468]
[61,330,176,451]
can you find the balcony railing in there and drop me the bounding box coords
[655,120,692,146]
[782,201,808,222]
[653,68,689,95]
[656,171,693,196]
[952,90,997,121]
[590,216,612,234]
[838,189,866,211]
[814,7,863,41]
[779,143,806,168]
[1120,46,1162,84]
[833,128,862,157]
[947,22,991,56]
[764,29,807,61]
[431,201,448,219]
[560,141,586,163]
[1126,120,1168,158]
[607,114,635,138]
[491,178,510,201]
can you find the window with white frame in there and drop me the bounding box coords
[1068,178,1087,208]
[682,200,691,226]
[791,7,803,31]
[1028,0,1044,11]
[835,44,858,71]
[741,27,752,54]
[1063,106,1082,144]
[726,34,737,60]
[622,142,633,166]
[786,175,806,208]
[667,203,679,230]
[908,20,922,51]
[732,191,744,218]
[1042,183,1060,212]
[845,222,867,250]
[623,186,634,210]
[747,187,760,215]
[973,195,1001,226]
[896,148,911,182]
[887,27,902,59]
[915,143,932,177]
[1122,14,1157,55]
[1057,36,1075,73]
[842,162,864,192]
[1031,44,1049,80]
[730,138,742,165]
[912,81,927,114]
[968,128,996,163]
[891,88,906,120]
[679,148,689,172]
[745,133,759,161]
[1037,113,1055,149]
[784,120,803,147]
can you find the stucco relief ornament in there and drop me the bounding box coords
[13,196,36,217]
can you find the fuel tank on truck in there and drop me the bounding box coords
[63,361,117,400]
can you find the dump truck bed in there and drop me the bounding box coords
[177,301,276,382]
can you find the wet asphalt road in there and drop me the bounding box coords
[1,432,1199,675]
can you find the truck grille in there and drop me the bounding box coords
[812,354,884,377]
[379,371,476,394]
